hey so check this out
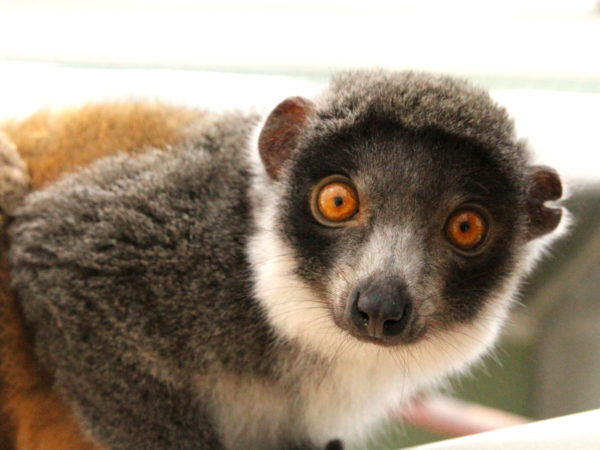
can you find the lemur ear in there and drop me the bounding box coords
[525,165,563,240]
[258,96,315,179]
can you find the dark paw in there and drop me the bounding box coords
[324,439,343,450]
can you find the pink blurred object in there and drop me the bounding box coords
[397,397,530,438]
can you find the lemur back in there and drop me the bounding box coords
[0,71,565,450]
[0,102,218,449]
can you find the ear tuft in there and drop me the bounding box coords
[526,165,563,240]
[258,97,315,179]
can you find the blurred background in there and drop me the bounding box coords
[0,1,599,448]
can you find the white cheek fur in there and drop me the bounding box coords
[246,180,521,446]
[243,131,545,446]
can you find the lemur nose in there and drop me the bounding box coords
[347,280,412,339]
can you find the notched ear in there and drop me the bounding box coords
[258,96,315,180]
[525,165,563,240]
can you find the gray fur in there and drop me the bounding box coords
[320,70,515,148]
[8,70,563,449]
[10,112,281,449]
[306,70,527,186]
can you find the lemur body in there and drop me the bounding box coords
[0,71,564,449]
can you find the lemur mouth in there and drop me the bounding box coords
[340,318,425,347]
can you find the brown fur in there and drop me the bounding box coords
[1,101,201,189]
[0,102,203,449]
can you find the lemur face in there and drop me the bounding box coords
[279,121,523,347]
[253,72,563,366]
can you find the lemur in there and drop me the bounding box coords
[0,70,564,449]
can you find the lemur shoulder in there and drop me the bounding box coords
[0,70,565,449]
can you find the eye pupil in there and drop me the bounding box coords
[445,209,488,252]
[313,179,359,225]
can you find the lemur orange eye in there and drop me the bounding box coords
[312,178,359,225]
[446,209,488,251]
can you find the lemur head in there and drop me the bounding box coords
[249,70,563,374]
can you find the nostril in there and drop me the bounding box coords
[357,309,369,324]
[348,289,370,329]
[383,318,400,331]
[381,302,412,337]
